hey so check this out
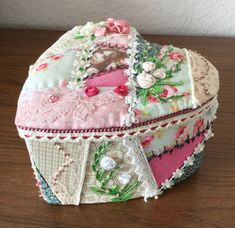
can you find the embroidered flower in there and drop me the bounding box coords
[166,146,174,152]
[142,62,155,72]
[159,85,178,98]
[50,54,64,60]
[183,91,190,97]
[114,85,128,97]
[36,63,48,72]
[152,68,166,79]
[141,135,154,148]
[184,156,194,166]
[147,95,159,103]
[159,89,168,98]
[105,18,130,34]
[48,95,59,103]
[162,179,172,189]
[176,126,187,139]
[168,52,185,61]
[194,119,204,134]
[85,86,99,97]
[100,156,116,170]
[173,168,183,178]
[137,72,156,89]
[58,80,68,88]
[94,26,107,36]
[176,126,188,143]
[118,173,131,185]
[134,109,142,118]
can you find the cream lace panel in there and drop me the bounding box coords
[189,50,219,104]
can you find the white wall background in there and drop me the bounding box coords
[0,0,235,37]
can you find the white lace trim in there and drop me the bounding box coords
[17,97,218,142]
[124,28,139,126]
[123,137,158,201]
[183,48,199,108]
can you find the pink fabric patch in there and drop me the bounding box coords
[15,88,128,129]
[85,69,128,87]
[149,134,205,186]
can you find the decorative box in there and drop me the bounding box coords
[15,18,219,205]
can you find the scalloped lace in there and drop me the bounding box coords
[123,137,158,201]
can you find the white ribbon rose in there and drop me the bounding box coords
[118,173,131,185]
[100,156,116,170]
[142,62,155,72]
[137,72,156,89]
[153,68,166,79]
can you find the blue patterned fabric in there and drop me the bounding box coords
[33,162,61,204]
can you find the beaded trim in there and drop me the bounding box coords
[16,97,218,142]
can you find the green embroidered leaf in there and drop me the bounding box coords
[111,197,122,203]
[147,56,156,62]
[92,164,96,172]
[74,34,86,39]
[120,193,133,202]
[109,185,119,195]
[157,80,184,86]
[149,85,164,94]
[79,67,84,72]
[90,34,96,41]
[158,96,168,103]
[122,181,140,195]
[96,169,105,182]
[166,95,184,101]
[90,187,107,195]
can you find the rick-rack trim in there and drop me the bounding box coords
[51,142,90,205]
[16,97,218,142]
[50,142,76,204]
[123,137,158,201]
[156,128,213,196]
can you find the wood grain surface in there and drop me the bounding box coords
[0,29,235,228]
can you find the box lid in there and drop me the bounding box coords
[15,18,219,137]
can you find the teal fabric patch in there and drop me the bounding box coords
[33,162,61,204]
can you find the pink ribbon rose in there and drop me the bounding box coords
[105,18,130,34]
[85,86,100,97]
[114,84,129,97]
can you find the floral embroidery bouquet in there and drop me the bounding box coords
[15,18,219,205]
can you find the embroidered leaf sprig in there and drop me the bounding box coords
[90,141,140,202]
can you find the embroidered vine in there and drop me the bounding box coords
[90,141,140,202]
[147,120,212,161]
[156,129,213,195]
[134,36,188,105]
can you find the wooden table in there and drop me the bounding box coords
[0,29,234,228]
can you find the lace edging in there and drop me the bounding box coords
[123,137,158,201]
[124,28,139,126]
[156,128,213,195]
[16,97,218,142]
